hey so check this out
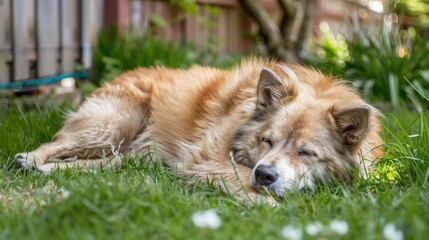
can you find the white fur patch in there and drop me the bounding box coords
[71,95,124,118]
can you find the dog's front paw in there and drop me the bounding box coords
[15,152,41,170]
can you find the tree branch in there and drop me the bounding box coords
[296,0,317,53]
[278,0,297,38]
[239,0,303,62]
[239,0,283,50]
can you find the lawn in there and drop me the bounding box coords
[0,101,428,239]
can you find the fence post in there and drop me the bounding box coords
[60,0,79,73]
[81,0,91,69]
[36,0,60,77]
[12,0,36,81]
[0,0,12,83]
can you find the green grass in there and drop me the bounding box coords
[1,105,428,239]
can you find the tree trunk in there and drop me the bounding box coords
[279,0,297,39]
[239,0,314,63]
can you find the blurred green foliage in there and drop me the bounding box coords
[92,27,243,85]
[395,0,429,27]
[305,18,429,109]
[92,27,197,84]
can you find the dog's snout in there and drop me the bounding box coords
[255,165,279,186]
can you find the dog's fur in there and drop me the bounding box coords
[15,58,383,202]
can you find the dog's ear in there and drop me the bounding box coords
[256,68,286,110]
[333,106,371,147]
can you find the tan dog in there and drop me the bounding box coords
[15,58,383,202]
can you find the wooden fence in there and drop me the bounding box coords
[0,0,103,84]
[0,0,384,85]
[105,0,255,54]
[108,0,383,55]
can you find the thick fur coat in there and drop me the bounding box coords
[15,58,383,202]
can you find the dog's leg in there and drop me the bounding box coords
[15,93,148,170]
[15,141,77,169]
[35,157,121,174]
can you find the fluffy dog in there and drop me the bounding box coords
[15,58,383,202]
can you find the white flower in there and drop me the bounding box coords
[330,219,349,235]
[383,223,403,240]
[305,221,323,236]
[192,209,221,229]
[281,225,302,240]
[59,187,70,199]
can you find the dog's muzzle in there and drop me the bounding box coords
[254,165,279,186]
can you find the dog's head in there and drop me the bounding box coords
[230,65,381,197]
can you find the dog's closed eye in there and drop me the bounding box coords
[298,150,317,157]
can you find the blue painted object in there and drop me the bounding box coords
[0,71,89,89]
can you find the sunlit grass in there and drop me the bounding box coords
[0,106,428,239]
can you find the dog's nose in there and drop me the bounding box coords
[255,165,279,186]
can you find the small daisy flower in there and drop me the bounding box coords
[192,209,221,229]
[330,219,349,235]
[59,187,70,199]
[281,225,303,240]
[305,221,323,236]
[383,223,403,240]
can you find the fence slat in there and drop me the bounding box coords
[60,0,78,73]
[171,7,184,44]
[185,12,198,51]
[89,0,103,42]
[0,0,12,83]
[227,7,240,53]
[12,0,36,81]
[199,5,208,52]
[80,0,91,69]
[130,0,142,34]
[162,2,174,40]
[37,0,60,77]
[142,0,152,34]
[217,8,227,53]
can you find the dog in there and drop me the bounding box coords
[15,58,383,203]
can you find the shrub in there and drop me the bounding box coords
[92,27,197,84]
[92,27,243,85]
[345,19,429,108]
[305,17,429,108]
